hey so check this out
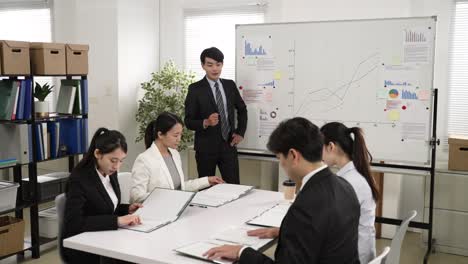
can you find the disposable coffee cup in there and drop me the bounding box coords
[283,179,296,200]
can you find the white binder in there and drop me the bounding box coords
[122,187,195,233]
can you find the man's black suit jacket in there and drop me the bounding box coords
[62,165,129,264]
[184,77,247,152]
[240,167,361,264]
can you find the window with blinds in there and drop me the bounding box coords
[448,1,468,138]
[0,4,53,105]
[0,8,51,42]
[184,7,265,80]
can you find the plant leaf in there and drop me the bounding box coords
[135,60,196,151]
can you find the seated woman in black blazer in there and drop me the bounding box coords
[62,128,142,264]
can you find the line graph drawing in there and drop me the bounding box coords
[295,53,381,115]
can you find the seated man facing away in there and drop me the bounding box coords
[204,117,361,264]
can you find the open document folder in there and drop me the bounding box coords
[190,183,254,207]
[121,188,195,233]
[175,225,273,264]
[246,202,291,228]
[174,241,234,264]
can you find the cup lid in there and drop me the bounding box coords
[283,179,296,186]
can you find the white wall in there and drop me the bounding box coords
[159,0,184,67]
[117,0,159,171]
[53,0,159,171]
[271,0,411,21]
[53,0,120,133]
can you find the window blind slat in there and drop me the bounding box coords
[0,8,51,41]
[184,8,264,80]
[0,0,49,11]
[448,1,468,139]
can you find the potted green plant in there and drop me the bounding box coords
[33,82,54,118]
[136,61,195,150]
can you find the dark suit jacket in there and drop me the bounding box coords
[184,77,247,152]
[240,168,361,264]
[62,165,129,264]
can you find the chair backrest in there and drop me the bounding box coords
[55,193,67,263]
[118,172,132,204]
[369,247,390,264]
[385,210,417,264]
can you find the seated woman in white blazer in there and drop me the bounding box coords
[130,112,224,203]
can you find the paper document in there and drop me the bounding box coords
[213,226,265,246]
[122,188,195,233]
[247,202,291,228]
[191,184,254,207]
[175,241,233,264]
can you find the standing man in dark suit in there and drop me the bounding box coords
[204,117,361,264]
[184,47,247,184]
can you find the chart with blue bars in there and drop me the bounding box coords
[401,89,418,100]
[257,80,275,88]
[245,40,267,56]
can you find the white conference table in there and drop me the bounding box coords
[64,189,284,264]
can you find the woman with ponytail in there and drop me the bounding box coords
[130,112,224,203]
[320,122,378,264]
[63,128,142,264]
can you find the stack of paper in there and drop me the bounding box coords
[213,226,265,246]
[174,241,234,264]
[122,188,195,233]
[190,184,254,207]
[246,202,291,228]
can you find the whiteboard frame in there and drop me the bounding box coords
[235,16,437,165]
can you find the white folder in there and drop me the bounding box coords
[122,187,195,233]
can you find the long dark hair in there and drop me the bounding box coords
[75,127,128,170]
[320,122,379,201]
[144,112,183,149]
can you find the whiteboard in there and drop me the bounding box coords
[236,17,436,164]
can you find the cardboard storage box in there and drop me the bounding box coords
[30,42,66,75]
[39,207,58,238]
[66,44,89,75]
[0,216,25,257]
[0,40,30,75]
[448,136,468,171]
[0,181,19,212]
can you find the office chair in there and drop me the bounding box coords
[384,210,417,264]
[369,246,390,264]
[117,172,132,204]
[55,193,68,264]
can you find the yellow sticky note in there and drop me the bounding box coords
[388,110,400,121]
[377,89,388,99]
[246,57,257,66]
[274,71,282,80]
[391,56,402,65]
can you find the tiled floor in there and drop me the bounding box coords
[1,232,467,263]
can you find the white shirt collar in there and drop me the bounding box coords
[96,168,110,183]
[300,163,328,191]
[206,76,219,88]
[336,161,355,177]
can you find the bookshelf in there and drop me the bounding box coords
[0,74,88,260]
